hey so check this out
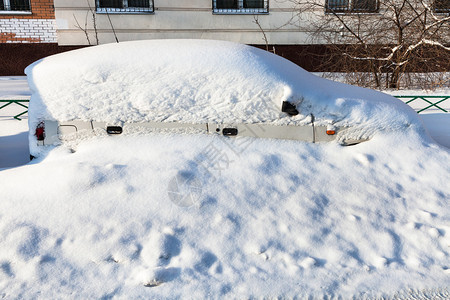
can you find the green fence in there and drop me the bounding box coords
[1,96,448,121]
[393,96,449,113]
[0,100,29,120]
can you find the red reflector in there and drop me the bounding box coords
[326,130,336,135]
[35,122,45,141]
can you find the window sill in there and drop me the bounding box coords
[96,8,154,14]
[212,10,269,15]
[0,11,32,15]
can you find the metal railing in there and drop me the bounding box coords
[434,0,450,13]
[212,0,269,14]
[0,96,447,121]
[96,0,154,13]
[0,0,31,11]
[393,96,449,113]
[0,100,29,120]
[326,0,378,13]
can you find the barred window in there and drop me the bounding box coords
[96,0,154,13]
[213,0,269,14]
[0,0,31,11]
[434,0,450,12]
[326,0,378,12]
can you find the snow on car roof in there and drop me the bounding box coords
[25,39,423,139]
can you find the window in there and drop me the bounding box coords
[96,0,154,13]
[213,0,269,14]
[326,0,378,13]
[434,0,450,13]
[0,0,31,11]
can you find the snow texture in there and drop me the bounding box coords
[0,41,448,298]
[25,40,424,154]
[0,131,449,298]
[0,76,31,100]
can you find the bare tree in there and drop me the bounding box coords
[285,0,450,89]
[105,9,119,43]
[88,0,99,45]
[73,0,99,45]
[253,16,276,54]
[253,16,270,51]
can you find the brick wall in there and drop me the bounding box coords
[0,0,56,43]
[0,44,86,75]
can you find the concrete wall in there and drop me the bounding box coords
[54,0,312,45]
[0,0,57,43]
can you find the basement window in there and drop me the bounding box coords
[434,0,450,13]
[213,0,269,14]
[96,0,154,13]
[0,0,31,12]
[326,0,378,13]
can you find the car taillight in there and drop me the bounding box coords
[326,130,336,135]
[35,122,45,141]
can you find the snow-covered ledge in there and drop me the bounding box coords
[0,11,32,15]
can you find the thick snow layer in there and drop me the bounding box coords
[0,131,449,298]
[0,76,449,298]
[25,40,423,147]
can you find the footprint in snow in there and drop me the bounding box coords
[347,214,361,222]
[195,251,218,273]
[143,267,181,287]
[355,153,375,166]
[428,227,442,238]
[300,257,317,269]
[0,262,14,277]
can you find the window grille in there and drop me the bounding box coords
[326,0,378,12]
[0,0,31,11]
[96,0,154,13]
[213,0,269,14]
[434,0,450,13]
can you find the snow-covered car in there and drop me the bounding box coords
[25,39,417,158]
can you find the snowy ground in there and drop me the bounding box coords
[1,76,449,298]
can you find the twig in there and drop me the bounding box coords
[105,9,119,43]
[73,13,91,45]
[253,16,269,51]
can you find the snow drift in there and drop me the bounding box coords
[0,130,449,298]
[25,39,424,152]
[0,40,447,298]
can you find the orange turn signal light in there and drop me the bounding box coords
[326,130,336,135]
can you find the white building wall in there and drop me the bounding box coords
[54,0,313,45]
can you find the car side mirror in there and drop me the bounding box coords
[281,101,299,116]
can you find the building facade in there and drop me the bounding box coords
[0,0,57,43]
[1,0,448,75]
[54,0,305,46]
